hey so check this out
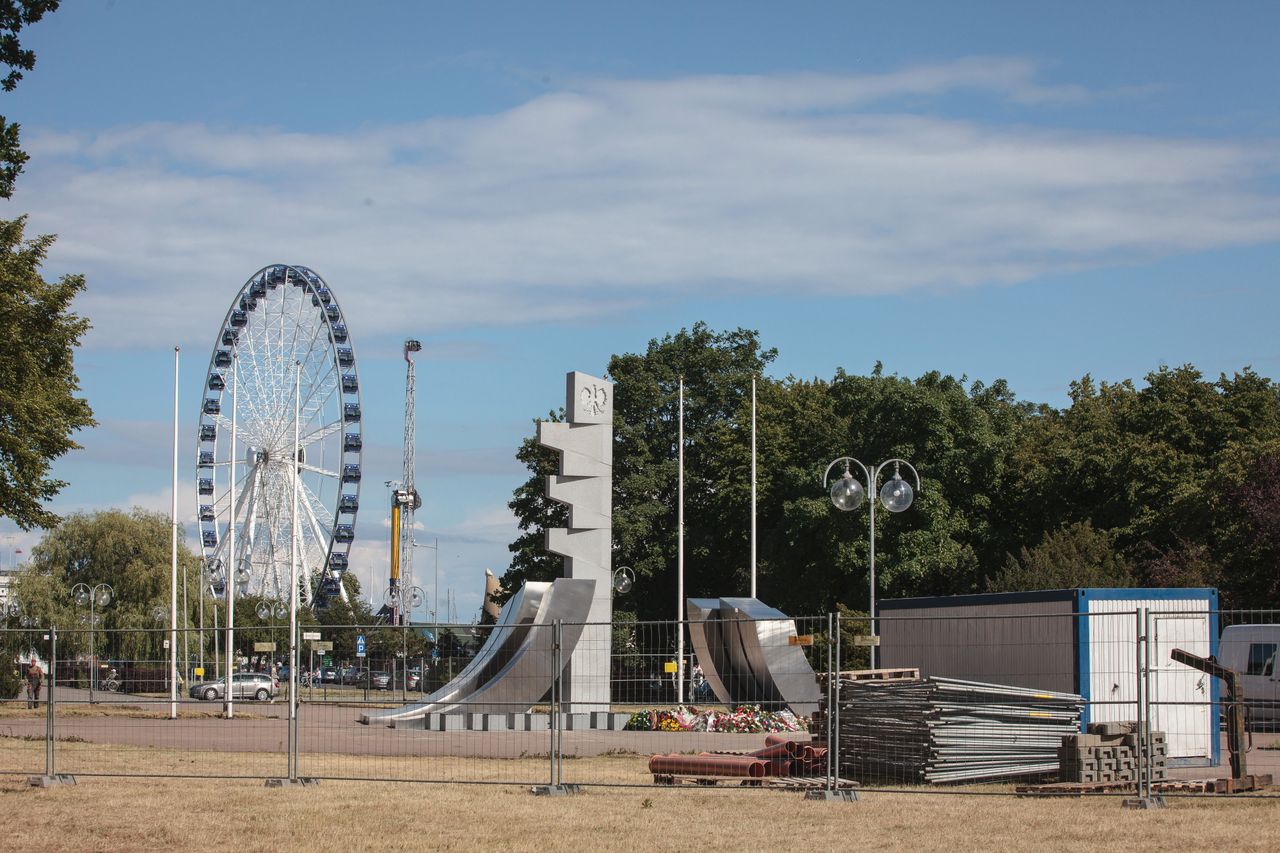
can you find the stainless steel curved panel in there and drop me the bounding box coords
[721,597,821,717]
[688,597,821,717]
[687,598,736,705]
[361,578,595,724]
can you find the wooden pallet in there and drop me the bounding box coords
[1153,774,1273,794]
[653,773,860,790]
[1017,774,1275,797]
[818,668,920,683]
[1016,780,1135,797]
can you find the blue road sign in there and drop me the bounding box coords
[356,634,366,658]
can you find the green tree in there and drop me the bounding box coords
[762,366,1030,614]
[0,216,95,529]
[1006,366,1280,605]
[0,3,91,532]
[9,508,203,665]
[987,521,1132,592]
[0,1,60,198]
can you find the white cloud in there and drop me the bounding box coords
[18,58,1280,351]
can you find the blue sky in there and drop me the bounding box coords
[4,2,1278,619]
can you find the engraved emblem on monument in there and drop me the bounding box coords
[580,384,609,417]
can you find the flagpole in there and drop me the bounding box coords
[225,352,237,719]
[750,374,757,599]
[170,346,180,720]
[676,376,685,705]
[289,361,300,780]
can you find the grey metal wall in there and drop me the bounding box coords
[878,599,1076,694]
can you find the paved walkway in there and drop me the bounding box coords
[3,690,792,759]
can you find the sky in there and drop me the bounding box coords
[3,1,1278,620]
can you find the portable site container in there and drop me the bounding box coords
[877,588,1219,765]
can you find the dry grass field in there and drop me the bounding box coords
[2,737,1278,852]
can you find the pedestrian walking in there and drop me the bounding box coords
[25,660,43,708]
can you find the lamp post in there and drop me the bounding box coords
[385,585,424,701]
[71,582,113,703]
[821,457,921,668]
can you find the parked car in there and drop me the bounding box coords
[368,671,391,690]
[1219,624,1280,721]
[188,672,279,702]
[340,666,369,685]
[319,666,339,683]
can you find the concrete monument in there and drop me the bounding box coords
[539,371,615,713]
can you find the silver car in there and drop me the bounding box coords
[189,672,278,702]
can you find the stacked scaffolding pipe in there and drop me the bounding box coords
[822,675,1084,784]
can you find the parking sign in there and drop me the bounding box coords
[356,634,366,658]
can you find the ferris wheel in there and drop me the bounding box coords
[196,265,362,608]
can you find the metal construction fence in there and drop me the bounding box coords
[0,609,1277,799]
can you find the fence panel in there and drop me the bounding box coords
[842,610,1117,789]
[1146,608,1280,798]
[0,625,51,777]
[294,621,558,786]
[563,615,829,790]
[6,607,1276,797]
[50,627,289,780]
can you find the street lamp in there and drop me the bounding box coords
[71,582,113,702]
[612,566,635,596]
[384,585,425,700]
[821,457,921,667]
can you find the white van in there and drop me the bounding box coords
[1218,625,1280,720]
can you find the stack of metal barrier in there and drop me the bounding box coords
[828,675,1085,784]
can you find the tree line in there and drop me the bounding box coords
[502,323,1280,619]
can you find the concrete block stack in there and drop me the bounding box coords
[1057,722,1168,783]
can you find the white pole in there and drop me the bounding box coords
[868,467,877,670]
[226,353,237,719]
[750,374,757,600]
[677,377,685,705]
[169,346,179,719]
[289,361,300,778]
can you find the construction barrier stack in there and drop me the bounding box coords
[1058,723,1168,784]
[822,672,1086,784]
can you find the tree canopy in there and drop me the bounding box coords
[0,2,90,531]
[0,0,60,199]
[7,508,202,663]
[0,217,94,529]
[504,325,1280,617]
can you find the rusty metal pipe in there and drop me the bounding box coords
[749,742,794,760]
[763,734,805,756]
[648,753,767,778]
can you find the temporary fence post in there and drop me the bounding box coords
[826,612,834,790]
[555,619,564,787]
[805,613,856,802]
[532,619,579,796]
[1134,608,1144,798]
[1152,607,1162,794]
[834,612,841,788]
[28,625,73,787]
[1124,607,1164,809]
[549,621,558,787]
[46,625,55,777]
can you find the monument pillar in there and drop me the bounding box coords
[539,371,613,713]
